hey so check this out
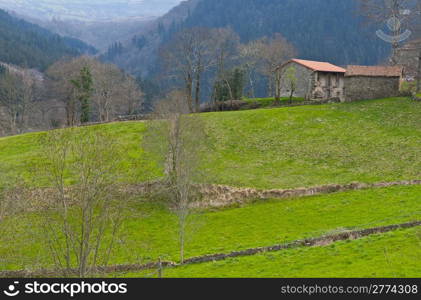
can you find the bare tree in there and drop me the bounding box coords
[46,57,91,127]
[38,127,127,277]
[46,57,143,125]
[160,28,219,112]
[143,90,207,263]
[118,74,144,116]
[0,68,36,135]
[212,28,241,108]
[285,66,297,103]
[247,34,296,102]
[239,41,261,98]
[91,63,143,122]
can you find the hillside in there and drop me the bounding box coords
[1,0,185,51]
[30,17,155,51]
[107,0,391,77]
[103,0,200,76]
[122,227,421,278]
[0,97,420,277]
[1,182,421,274]
[1,98,419,189]
[0,9,96,70]
[0,0,183,21]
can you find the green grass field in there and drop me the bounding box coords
[1,184,420,272]
[1,97,420,189]
[0,97,420,277]
[120,227,421,278]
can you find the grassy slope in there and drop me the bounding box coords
[121,227,421,278]
[202,97,421,189]
[0,97,420,276]
[1,185,420,271]
[0,98,420,189]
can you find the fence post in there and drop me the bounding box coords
[158,257,163,278]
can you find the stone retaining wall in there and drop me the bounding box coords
[134,179,421,208]
[182,220,421,265]
[5,180,421,216]
[196,179,421,207]
[2,220,420,278]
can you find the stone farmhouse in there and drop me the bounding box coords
[278,59,403,102]
[279,59,347,101]
[344,65,403,101]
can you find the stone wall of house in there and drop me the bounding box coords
[280,62,313,99]
[344,76,401,101]
[279,62,346,101]
[313,72,345,101]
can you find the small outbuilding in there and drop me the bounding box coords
[344,65,403,101]
[279,59,347,101]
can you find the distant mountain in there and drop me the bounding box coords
[102,0,200,76]
[0,9,97,71]
[0,0,184,21]
[106,0,393,77]
[180,0,392,65]
[26,17,154,51]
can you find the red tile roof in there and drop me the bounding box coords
[345,65,403,77]
[290,59,346,73]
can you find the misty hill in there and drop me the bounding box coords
[103,0,200,76]
[28,17,154,51]
[107,0,391,77]
[0,9,96,71]
[0,0,183,21]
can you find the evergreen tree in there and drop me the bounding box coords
[71,66,94,124]
[213,68,245,102]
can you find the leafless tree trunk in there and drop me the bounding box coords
[242,34,295,100]
[0,69,36,135]
[160,28,220,113]
[239,42,262,98]
[46,57,142,125]
[38,127,127,277]
[212,28,241,109]
[274,69,282,103]
[143,90,207,263]
[92,63,143,122]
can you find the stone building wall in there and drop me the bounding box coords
[312,72,345,101]
[279,62,345,101]
[280,62,313,99]
[344,76,401,101]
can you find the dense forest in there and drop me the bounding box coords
[0,9,97,71]
[167,0,390,66]
[106,0,393,79]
